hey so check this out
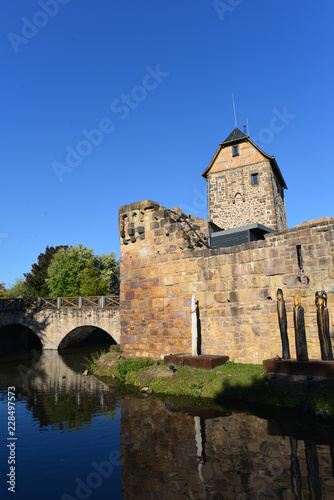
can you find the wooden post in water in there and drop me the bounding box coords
[191,294,197,356]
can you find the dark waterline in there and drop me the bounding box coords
[1,347,334,499]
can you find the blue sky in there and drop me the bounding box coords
[1,0,333,288]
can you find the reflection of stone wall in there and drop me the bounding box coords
[120,397,334,499]
[120,199,334,362]
[0,307,120,349]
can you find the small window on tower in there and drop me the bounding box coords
[251,173,258,185]
[232,145,239,156]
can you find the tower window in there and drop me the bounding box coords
[232,145,239,156]
[251,173,258,185]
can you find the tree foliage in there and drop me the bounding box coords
[96,252,120,295]
[6,278,29,298]
[46,244,119,297]
[0,282,7,298]
[5,245,119,299]
[24,245,68,297]
[79,258,108,296]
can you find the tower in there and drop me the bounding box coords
[202,127,288,231]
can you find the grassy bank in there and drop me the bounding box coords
[91,351,334,416]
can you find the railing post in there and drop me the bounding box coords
[101,296,105,309]
[57,297,61,309]
[38,297,41,310]
[79,297,82,309]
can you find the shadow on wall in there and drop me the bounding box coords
[196,301,202,355]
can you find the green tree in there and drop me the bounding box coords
[79,258,108,296]
[6,277,29,298]
[24,245,68,297]
[46,245,120,297]
[96,252,120,294]
[46,244,94,296]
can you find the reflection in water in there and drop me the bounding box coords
[305,441,322,499]
[290,437,302,499]
[0,347,122,500]
[1,348,334,499]
[0,346,111,394]
[270,418,334,500]
[120,397,334,499]
[194,417,206,483]
[0,347,117,431]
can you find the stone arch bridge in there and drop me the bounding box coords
[0,296,120,350]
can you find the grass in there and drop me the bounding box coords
[113,357,156,380]
[93,353,334,415]
[125,360,265,399]
[82,349,108,374]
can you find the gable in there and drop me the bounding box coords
[202,137,287,189]
[210,141,266,175]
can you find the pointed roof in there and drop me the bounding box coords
[202,128,287,189]
[222,127,247,144]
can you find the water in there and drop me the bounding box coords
[1,347,334,499]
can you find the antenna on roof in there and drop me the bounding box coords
[232,93,237,128]
[247,118,250,136]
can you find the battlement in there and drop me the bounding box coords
[119,199,209,250]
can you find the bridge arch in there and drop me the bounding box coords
[58,326,117,350]
[0,307,120,350]
[0,323,43,353]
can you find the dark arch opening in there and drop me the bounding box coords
[0,324,43,355]
[58,326,116,351]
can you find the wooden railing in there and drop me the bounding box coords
[0,295,120,311]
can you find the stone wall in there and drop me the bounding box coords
[206,140,287,231]
[271,167,288,231]
[0,307,120,349]
[119,199,334,363]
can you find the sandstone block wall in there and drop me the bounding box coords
[119,200,334,363]
[206,140,288,231]
[271,167,288,232]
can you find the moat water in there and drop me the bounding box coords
[1,346,334,499]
